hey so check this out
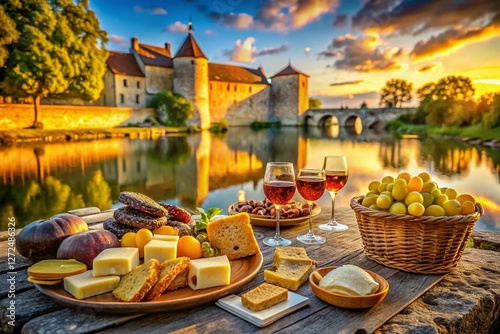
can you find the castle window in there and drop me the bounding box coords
[103,94,107,105]
[136,95,140,104]
[234,84,237,91]
[249,86,252,93]
[123,79,127,87]
[302,81,305,87]
[120,94,124,104]
[191,60,194,65]
[227,84,230,91]
[210,83,212,90]
[137,81,140,88]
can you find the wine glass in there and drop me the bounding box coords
[296,169,326,244]
[319,156,349,232]
[262,162,296,247]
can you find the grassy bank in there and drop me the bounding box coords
[386,121,500,141]
[0,126,187,145]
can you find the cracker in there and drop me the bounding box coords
[114,206,168,229]
[119,192,167,217]
[143,257,190,301]
[112,259,160,302]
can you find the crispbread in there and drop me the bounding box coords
[166,267,189,291]
[143,257,190,301]
[206,212,260,260]
[241,282,288,311]
[264,260,314,291]
[112,259,160,302]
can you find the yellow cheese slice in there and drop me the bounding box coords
[152,234,179,242]
[64,270,120,299]
[92,247,139,277]
[188,255,230,290]
[144,239,177,264]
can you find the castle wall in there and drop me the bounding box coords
[271,75,300,125]
[112,73,146,108]
[298,73,309,123]
[173,58,210,129]
[144,66,173,106]
[209,81,270,125]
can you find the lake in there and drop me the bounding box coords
[1,126,499,232]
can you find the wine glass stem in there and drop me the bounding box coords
[330,191,337,222]
[307,202,314,236]
[274,204,282,239]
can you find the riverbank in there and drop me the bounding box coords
[0,126,187,145]
[387,121,500,148]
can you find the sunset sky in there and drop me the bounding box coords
[89,0,500,108]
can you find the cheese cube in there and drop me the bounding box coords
[152,234,179,242]
[64,270,120,299]
[188,255,231,290]
[144,239,177,263]
[93,247,139,277]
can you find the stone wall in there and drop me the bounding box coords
[209,81,270,125]
[145,66,173,106]
[0,104,155,129]
[271,75,301,125]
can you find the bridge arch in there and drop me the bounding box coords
[344,114,360,127]
[317,114,339,127]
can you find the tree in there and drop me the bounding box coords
[149,91,194,127]
[0,0,108,127]
[309,97,322,109]
[380,79,413,108]
[0,0,20,67]
[415,76,476,127]
[483,94,500,129]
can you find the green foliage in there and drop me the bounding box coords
[149,91,194,127]
[0,0,21,67]
[0,0,108,124]
[380,79,413,108]
[210,120,229,133]
[482,94,500,129]
[250,121,281,130]
[309,97,322,109]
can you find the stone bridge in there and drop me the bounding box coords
[302,107,414,129]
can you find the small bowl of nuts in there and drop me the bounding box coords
[228,198,321,227]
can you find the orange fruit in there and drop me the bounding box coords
[396,172,412,183]
[120,232,137,248]
[407,176,423,192]
[153,225,178,236]
[135,228,153,258]
[460,201,475,215]
[177,235,202,259]
[456,194,476,205]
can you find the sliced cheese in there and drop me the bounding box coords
[92,247,139,277]
[152,234,179,242]
[188,255,230,290]
[144,239,177,263]
[319,265,379,296]
[64,270,120,299]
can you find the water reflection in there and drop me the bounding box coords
[0,126,498,232]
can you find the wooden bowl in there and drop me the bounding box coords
[309,266,389,309]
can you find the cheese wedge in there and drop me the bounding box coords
[144,239,177,263]
[188,255,230,290]
[64,270,120,299]
[152,234,180,242]
[93,247,139,277]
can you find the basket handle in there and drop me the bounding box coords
[475,203,484,216]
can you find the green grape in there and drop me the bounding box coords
[202,247,216,258]
[196,232,208,243]
[201,241,211,249]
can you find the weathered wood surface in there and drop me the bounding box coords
[1,207,498,334]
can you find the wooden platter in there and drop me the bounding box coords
[35,252,263,314]
[228,203,321,227]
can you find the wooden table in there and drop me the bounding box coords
[0,208,448,334]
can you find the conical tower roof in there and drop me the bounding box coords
[271,63,308,78]
[174,32,207,59]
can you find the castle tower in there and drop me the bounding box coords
[173,25,210,129]
[270,63,309,125]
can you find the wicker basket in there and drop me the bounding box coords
[350,196,483,274]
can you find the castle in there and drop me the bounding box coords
[98,30,309,129]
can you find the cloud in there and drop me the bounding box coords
[313,91,379,108]
[163,21,189,33]
[133,6,167,15]
[204,29,215,35]
[410,24,500,61]
[304,47,311,54]
[223,37,257,63]
[255,43,288,57]
[418,62,443,72]
[333,14,347,29]
[351,0,500,60]
[321,33,405,72]
[108,35,127,47]
[223,38,288,63]
[330,80,364,86]
[208,0,340,33]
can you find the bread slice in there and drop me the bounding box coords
[264,260,314,291]
[112,259,160,302]
[166,267,189,291]
[241,282,288,311]
[272,247,316,270]
[143,257,190,301]
[206,213,260,260]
